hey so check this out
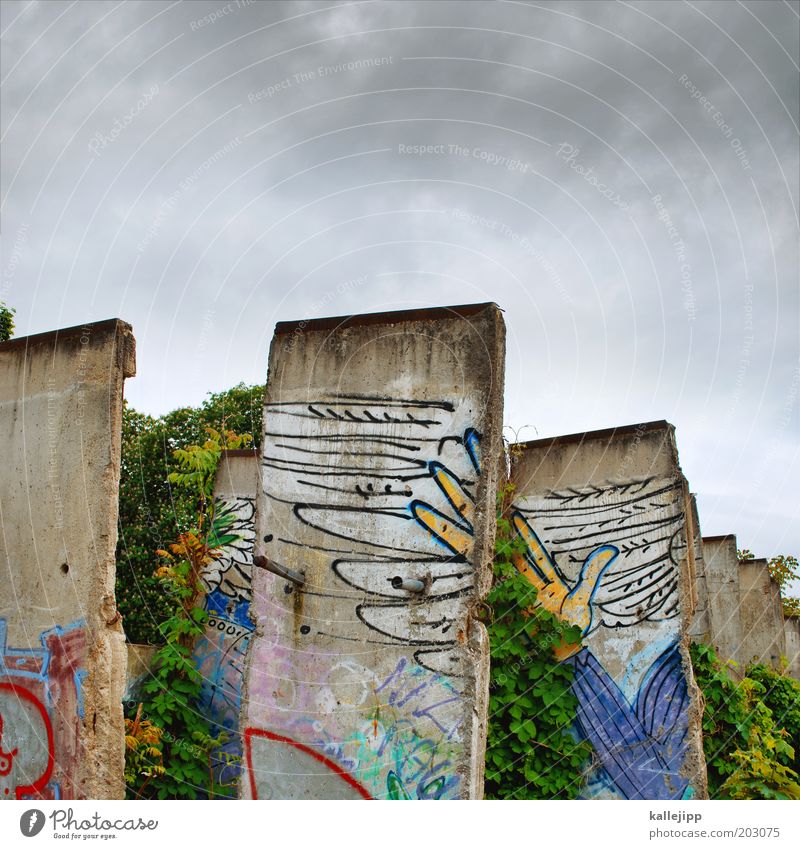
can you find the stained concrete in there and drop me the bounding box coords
[0,319,135,800]
[687,495,711,644]
[784,617,800,680]
[510,421,708,800]
[738,558,786,669]
[701,535,744,673]
[240,303,505,799]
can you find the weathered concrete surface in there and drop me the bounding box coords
[240,303,505,799]
[738,558,786,669]
[194,449,259,788]
[785,617,800,680]
[0,319,135,800]
[701,535,744,673]
[687,495,711,643]
[510,421,708,800]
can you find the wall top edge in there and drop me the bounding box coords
[273,302,499,335]
[513,419,672,451]
[0,318,133,354]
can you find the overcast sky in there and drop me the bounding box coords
[1,0,798,561]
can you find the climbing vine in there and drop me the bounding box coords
[125,426,252,799]
[484,476,591,799]
[690,642,800,799]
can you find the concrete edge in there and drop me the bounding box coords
[273,302,498,335]
[512,419,672,451]
[0,318,132,354]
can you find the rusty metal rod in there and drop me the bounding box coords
[253,554,305,587]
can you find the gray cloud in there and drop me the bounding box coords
[1,0,798,560]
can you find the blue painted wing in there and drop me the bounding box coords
[570,647,689,799]
[634,643,689,764]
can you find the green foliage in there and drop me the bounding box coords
[690,642,800,799]
[737,549,799,618]
[484,479,590,799]
[116,383,264,643]
[0,301,15,342]
[125,427,250,799]
[169,425,252,510]
[124,704,165,792]
[747,663,800,774]
[767,555,800,618]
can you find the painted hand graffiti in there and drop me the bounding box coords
[408,426,481,558]
[391,428,693,801]
[513,478,685,627]
[510,481,693,800]
[510,512,617,660]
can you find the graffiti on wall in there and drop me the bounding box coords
[193,495,256,785]
[0,618,86,800]
[510,476,693,799]
[245,395,486,799]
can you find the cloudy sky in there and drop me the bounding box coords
[1,0,798,560]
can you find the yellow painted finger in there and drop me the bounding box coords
[429,462,475,528]
[411,502,473,558]
[564,545,618,633]
[512,550,547,593]
[511,512,559,586]
[569,546,617,607]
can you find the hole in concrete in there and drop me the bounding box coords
[60,563,69,575]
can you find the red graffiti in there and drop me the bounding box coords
[0,714,16,775]
[0,683,54,799]
[1,622,86,798]
[244,728,373,800]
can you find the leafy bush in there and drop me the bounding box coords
[116,384,264,643]
[690,642,800,799]
[0,301,15,342]
[484,480,590,799]
[124,704,165,792]
[746,663,800,774]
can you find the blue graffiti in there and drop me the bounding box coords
[410,431,694,800]
[570,643,689,800]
